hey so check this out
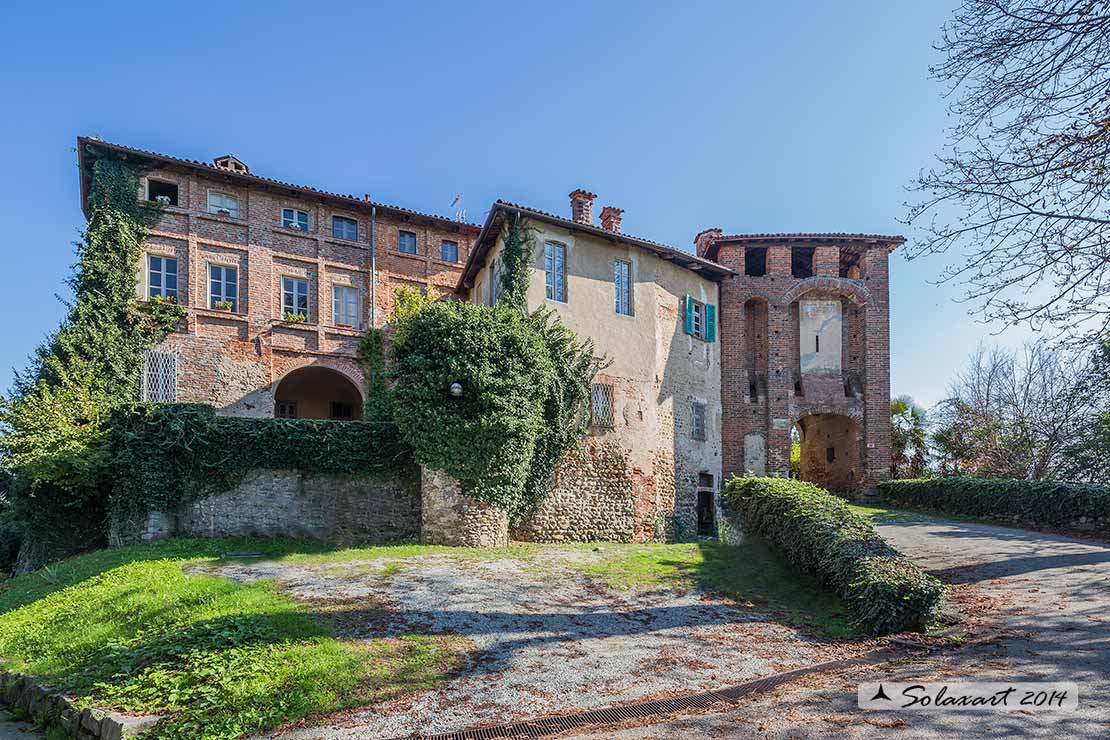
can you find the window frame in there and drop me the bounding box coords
[614,259,632,316]
[440,239,459,263]
[281,207,310,232]
[281,275,311,320]
[141,350,177,403]
[331,215,359,241]
[275,400,297,419]
[147,254,179,301]
[691,298,705,339]
[590,382,615,429]
[206,190,240,218]
[398,230,418,255]
[208,263,239,311]
[544,241,568,303]
[692,400,707,441]
[146,178,179,206]
[332,284,360,328]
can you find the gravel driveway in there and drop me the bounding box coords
[563,516,1110,739]
[211,549,864,739]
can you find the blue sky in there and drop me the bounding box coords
[0,0,1034,408]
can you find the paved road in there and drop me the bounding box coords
[564,516,1110,739]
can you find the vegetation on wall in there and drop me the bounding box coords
[723,476,945,634]
[0,152,184,567]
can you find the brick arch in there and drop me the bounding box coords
[271,355,365,394]
[780,276,872,306]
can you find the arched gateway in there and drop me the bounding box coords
[273,366,363,420]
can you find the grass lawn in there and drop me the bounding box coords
[0,536,857,740]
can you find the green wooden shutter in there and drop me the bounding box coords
[706,304,717,342]
[684,295,695,335]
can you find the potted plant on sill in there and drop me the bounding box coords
[214,300,234,312]
[283,311,308,324]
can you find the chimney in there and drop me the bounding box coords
[694,227,724,258]
[569,189,597,225]
[600,206,624,233]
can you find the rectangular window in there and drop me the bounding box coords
[441,240,459,263]
[147,255,178,300]
[544,242,567,302]
[147,179,179,206]
[590,383,614,428]
[333,285,360,328]
[614,260,632,315]
[282,276,310,320]
[489,257,504,306]
[332,215,358,241]
[330,402,354,420]
[207,191,239,217]
[792,247,815,278]
[684,296,716,342]
[744,246,767,277]
[275,401,297,419]
[398,230,418,254]
[282,208,309,232]
[140,350,177,402]
[692,401,707,441]
[209,264,238,311]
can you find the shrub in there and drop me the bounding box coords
[878,477,1110,533]
[722,477,944,634]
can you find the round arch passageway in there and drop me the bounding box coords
[794,413,861,492]
[273,365,363,420]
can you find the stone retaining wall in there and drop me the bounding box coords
[0,671,160,739]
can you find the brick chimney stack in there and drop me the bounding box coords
[569,189,597,225]
[694,227,724,258]
[600,206,624,233]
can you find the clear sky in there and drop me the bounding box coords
[0,0,1035,408]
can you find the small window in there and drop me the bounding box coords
[141,350,177,402]
[826,446,836,464]
[282,276,310,320]
[544,242,567,302]
[692,401,707,441]
[209,264,238,311]
[275,401,297,419]
[684,296,716,342]
[744,246,767,277]
[147,180,179,206]
[282,208,309,232]
[614,260,632,315]
[792,247,815,278]
[332,216,358,241]
[697,472,715,489]
[590,383,614,428]
[147,255,178,300]
[398,230,418,254]
[207,191,239,218]
[441,240,459,263]
[333,285,360,328]
[330,402,354,420]
[489,258,504,306]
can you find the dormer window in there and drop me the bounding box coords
[282,208,309,232]
[147,179,179,206]
[207,191,239,218]
[213,154,250,174]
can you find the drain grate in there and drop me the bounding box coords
[399,646,899,740]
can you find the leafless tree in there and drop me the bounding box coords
[906,1,1110,346]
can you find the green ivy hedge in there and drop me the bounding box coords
[878,477,1110,533]
[723,477,944,634]
[109,404,411,532]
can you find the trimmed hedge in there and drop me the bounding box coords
[878,477,1110,534]
[723,477,944,634]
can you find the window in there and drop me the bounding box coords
[614,260,632,315]
[332,215,358,241]
[147,179,179,206]
[141,350,177,402]
[684,295,716,342]
[489,257,504,306]
[333,285,360,328]
[826,447,836,464]
[207,191,239,217]
[692,401,707,441]
[275,401,297,419]
[282,276,310,320]
[398,230,418,254]
[282,208,309,232]
[792,247,815,278]
[544,242,567,302]
[441,240,459,263]
[744,246,767,277]
[209,264,238,311]
[697,472,715,489]
[330,402,354,420]
[590,383,614,428]
[147,255,178,300]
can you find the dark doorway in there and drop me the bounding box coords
[696,491,715,536]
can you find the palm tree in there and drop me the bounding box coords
[891,395,928,479]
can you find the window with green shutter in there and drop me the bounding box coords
[684,295,716,342]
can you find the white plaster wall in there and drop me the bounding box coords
[799,299,842,375]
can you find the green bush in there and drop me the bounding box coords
[723,477,944,634]
[878,477,1110,533]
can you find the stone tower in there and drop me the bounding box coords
[695,230,903,494]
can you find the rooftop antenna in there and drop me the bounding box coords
[451,193,466,222]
